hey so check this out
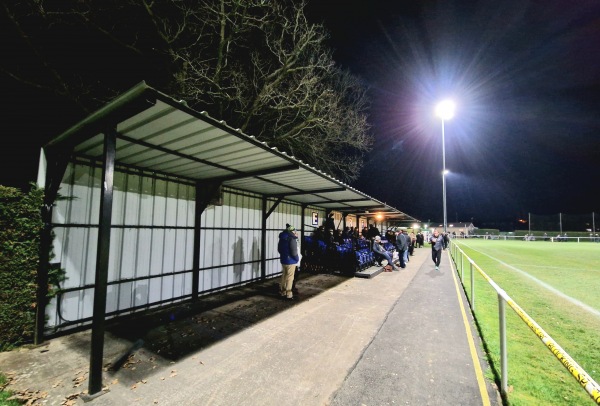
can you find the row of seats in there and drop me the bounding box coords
[302,235,396,274]
[355,249,375,270]
[353,238,375,270]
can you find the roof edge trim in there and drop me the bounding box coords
[45,81,155,149]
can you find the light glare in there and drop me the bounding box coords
[436,99,456,120]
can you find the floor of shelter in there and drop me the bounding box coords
[0,246,502,406]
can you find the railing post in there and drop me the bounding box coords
[460,253,464,280]
[498,294,508,397]
[470,261,475,311]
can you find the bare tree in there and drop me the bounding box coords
[1,0,372,181]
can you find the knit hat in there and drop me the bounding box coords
[286,224,296,232]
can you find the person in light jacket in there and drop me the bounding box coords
[278,224,299,300]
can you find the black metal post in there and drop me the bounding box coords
[261,197,267,280]
[191,180,221,302]
[192,183,202,302]
[87,129,116,396]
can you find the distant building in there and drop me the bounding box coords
[433,222,476,237]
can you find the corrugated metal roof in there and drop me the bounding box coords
[45,82,417,221]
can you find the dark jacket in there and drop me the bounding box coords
[395,232,408,251]
[325,215,335,231]
[278,230,299,265]
[430,234,445,251]
[372,240,386,255]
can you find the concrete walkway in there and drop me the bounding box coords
[0,246,501,405]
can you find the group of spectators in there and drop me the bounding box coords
[277,219,452,300]
[311,223,429,255]
[362,225,429,272]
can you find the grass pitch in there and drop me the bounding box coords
[452,239,600,406]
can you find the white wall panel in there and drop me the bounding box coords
[46,162,310,332]
[162,229,176,274]
[139,178,155,226]
[134,280,150,307]
[115,281,134,312]
[148,278,163,303]
[111,171,127,225]
[123,174,142,225]
[165,182,179,227]
[161,275,174,301]
[185,229,194,270]
[83,229,98,285]
[250,235,261,278]
[120,229,138,279]
[81,289,94,320]
[176,185,192,227]
[174,229,189,272]
[61,228,96,289]
[108,229,124,282]
[150,229,165,276]
[153,179,167,226]
[136,229,152,278]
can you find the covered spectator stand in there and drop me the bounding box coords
[35,82,417,397]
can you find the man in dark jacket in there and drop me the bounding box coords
[325,213,335,233]
[278,224,299,300]
[394,230,408,268]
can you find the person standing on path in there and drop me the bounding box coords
[429,229,444,271]
[278,224,299,300]
[400,229,410,263]
[394,230,408,268]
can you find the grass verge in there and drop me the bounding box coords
[0,373,19,406]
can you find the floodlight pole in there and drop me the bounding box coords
[436,99,454,235]
[442,118,448,234]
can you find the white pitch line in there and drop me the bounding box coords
[511,264,581,271]
[463,245,600,318]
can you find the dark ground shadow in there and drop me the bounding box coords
[97,271,351,384]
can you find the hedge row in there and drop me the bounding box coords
[0,185,44,351]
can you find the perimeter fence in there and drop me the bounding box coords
[469,234,600,242]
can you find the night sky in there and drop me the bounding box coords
[305,0,600,227]
[2,1,599,229]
